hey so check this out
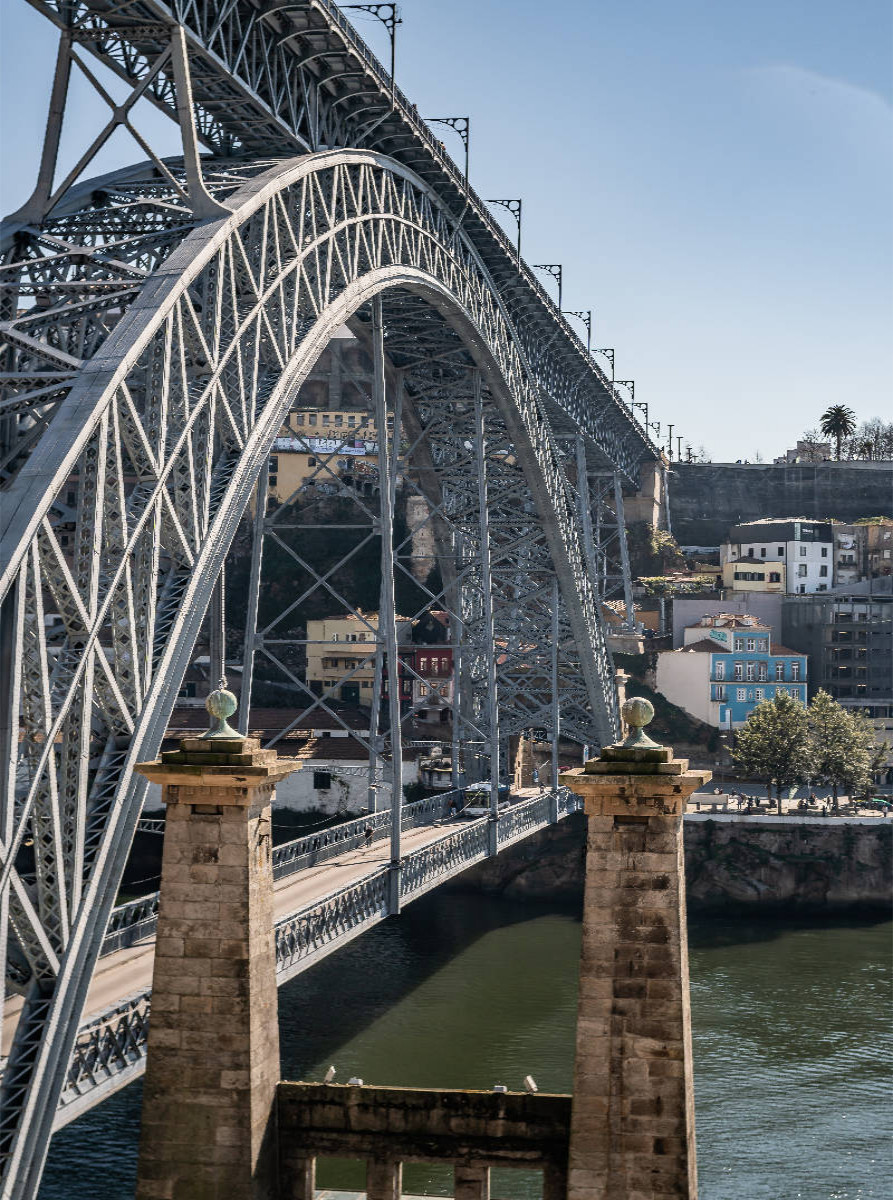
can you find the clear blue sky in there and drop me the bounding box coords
[1,0,890,462]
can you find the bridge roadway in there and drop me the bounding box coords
[2,787,580,1130]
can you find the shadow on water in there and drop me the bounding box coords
[687,907,892,951]
[278,892,581,1079]
[39,891,891,1200]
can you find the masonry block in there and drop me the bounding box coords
[133,732,298,1200]
[561,719,709,1200]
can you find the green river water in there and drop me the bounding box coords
[39,894,891,1199]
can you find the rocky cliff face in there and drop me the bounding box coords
[452,814,892,913]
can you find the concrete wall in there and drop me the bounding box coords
[451,812,892,913]
[668,461,893,546]
[655,649,714,726]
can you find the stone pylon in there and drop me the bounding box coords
[134,686,298,1200]
[560,698,709,1200]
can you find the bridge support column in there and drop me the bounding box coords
[366,1157,403,1200]
[560,699,709,1200]
[133,688,298,1200]
[454,1163,490,1200]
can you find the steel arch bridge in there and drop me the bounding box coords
[0,2,659,1194]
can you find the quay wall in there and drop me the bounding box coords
[449,813,893,913]
[666,461,893,545]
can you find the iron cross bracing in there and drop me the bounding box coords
[0,2,662,1194]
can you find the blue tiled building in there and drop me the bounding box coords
[655,613,808,729]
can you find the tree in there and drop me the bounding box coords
[807,690,873,810]
[844,418,893,462]
[820,404,857,460]
[797,428,828,462]
[731,692,811,813]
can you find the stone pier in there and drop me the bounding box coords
[134,687,298,1200]
[560,698,709,1200]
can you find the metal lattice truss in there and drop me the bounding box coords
[0,4,660,1195]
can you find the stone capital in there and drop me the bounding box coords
[135,735,300,803]
[560,761,711,818]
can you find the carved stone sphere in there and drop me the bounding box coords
[206,687,237,722]
[621,696,654,730]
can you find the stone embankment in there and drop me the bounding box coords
[451,812,892,913]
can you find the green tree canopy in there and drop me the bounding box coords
[731,691,812,813]
[807,690,874,806]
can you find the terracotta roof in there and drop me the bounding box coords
[770,643,803,657]
[166,705,371,737]
[677,639,718,653]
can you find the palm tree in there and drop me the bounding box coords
[820,404,857,460]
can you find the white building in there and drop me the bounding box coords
[721,519,835,595]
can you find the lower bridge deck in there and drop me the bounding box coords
[2,788,580,1129]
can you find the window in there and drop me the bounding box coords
[334,414,343,426]
[734,638,744,651]
[758,663,768,681]
[821,547,828,558]
[268,475,277,488]
[775,662,784,680]
[307,457,316,466]
[799,584,806,594]
[736,688,747,701]
[798,564,807,577]
[800,546,807,556]
[715,661,725,680]
[308,413,317,426]
[313,771,331,790]
[760,639,769,651]
[819,565,828,577]
[769,572,781,583]
[791,662,800,680]
[747,548,755,558]
[419,656,428,672]
[747,638,755,651]
[755,688,764,701]
[746,663,755,681]
[362,681,371,689]
[65,490,76,506]
[734,662,743,680]
[269,456,278,471]
[760,547,766,557]
[777,546,784,556]
[322,414,330,426]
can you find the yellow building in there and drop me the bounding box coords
[722,560,786,593]
[305,613,409,705]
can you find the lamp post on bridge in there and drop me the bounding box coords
[487,198,522,259]
[341,4,402,100]
[427,116,470,180]
[563,309,592,354]
[533,263,563,310]
[592,347,614,381]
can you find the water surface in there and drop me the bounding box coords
[39,895,891,1199]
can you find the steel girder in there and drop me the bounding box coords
[0,149,621,1197]
[15,0,657,481]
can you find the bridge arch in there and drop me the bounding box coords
[0,149,617,1191]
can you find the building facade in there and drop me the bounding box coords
[782,588,893,719]
[656,613,808,729]
[721,519,834,595]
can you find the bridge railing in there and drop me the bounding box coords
[99,789,467,955]
[57,788,579,1126]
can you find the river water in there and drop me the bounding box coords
[39,895,891,1200]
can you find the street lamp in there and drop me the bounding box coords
[341,5,402,100]
[592,347,614,380]
[427,116,470,179]
[563,309,591,353]
[533,263,562,310]
[487,198,522,259]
